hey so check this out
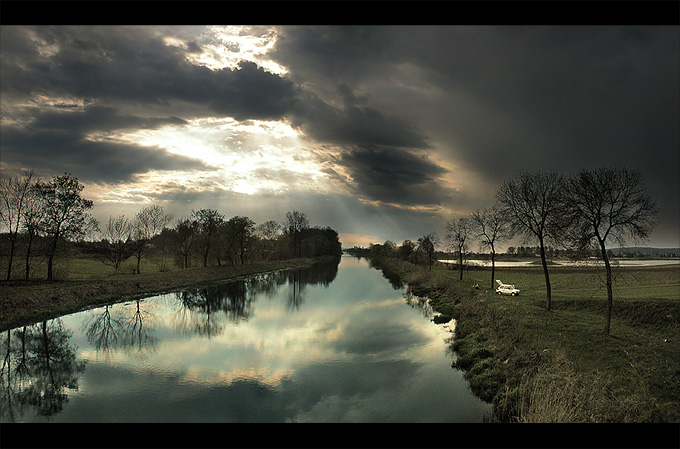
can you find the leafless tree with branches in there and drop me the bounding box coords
[0,170,36,280]
[445,217,471,280]
[132,204,173,273]
[470,206,511,289]
[495,171,566,311]
[564,166,658,334]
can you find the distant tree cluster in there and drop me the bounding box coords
[153,209,340,270]
[0,172,342,282]
[366,235,434,269]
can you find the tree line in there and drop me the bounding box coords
[0,172,342,282]
[364,166,658,335]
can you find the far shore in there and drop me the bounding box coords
[438,258,680,267]
[0,256,337,332]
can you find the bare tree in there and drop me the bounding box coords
[257,220,280,240]
[99,215,135,271]
[495,171,566,311]
[172,217,199,269]
[34,174,94,281]
[470,206,511,289]
[216,220,236,266]
[445,217,471,280]
[192,209,225,267]
[22,181,45,280]
[228,216,256,264]
[0,171,36,280]
[565,166,658,334]
[417,232,438,271]
[256,220,281,260]
[132,204,173,274]
[284,211,309,258]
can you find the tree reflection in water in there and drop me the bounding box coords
[83,299,157,357]
[0,257,341,422]
[123,299,156,354]
[172,259,339,336]
[1,320,85,422]
[84,305,121,353]
[286,260,339,311]
[174,280,252,338]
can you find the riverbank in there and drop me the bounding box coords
[0,256,336,331]
[438,258,680,267]
[371,256,680,422]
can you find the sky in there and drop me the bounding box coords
[1,18,679,250]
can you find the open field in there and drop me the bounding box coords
[374,257,680,422]
[0,254,335,331]
[440,258,680,267]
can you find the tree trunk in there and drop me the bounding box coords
[47,234,59,281]
[42,321,51,375]
[490,245,496,290]
[539,238,551,311]
[598,237,614,334]
[6,235,17,280]
[203,237,211,267]
[458,248,463,280]
[25,231,34,280]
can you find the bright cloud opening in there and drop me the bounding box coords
[110,117,333,197]
[168,25,288,76]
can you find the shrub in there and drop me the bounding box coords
[466,359,507,403]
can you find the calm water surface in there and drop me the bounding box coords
[1,256,490,422]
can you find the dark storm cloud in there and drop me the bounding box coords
[0,26,298,186]
[422,26,679,177]
[273,26,431,148]
[1,25,432,199]
[1,24,425,142]
[272,25,679,245]
[339,145,447,206]
[0,26,298,121]
[290,91,430,149]
[0,124,209,184]
[0,98,203,183]
[271,26,405,94]
[27,105,188,134]
[273,25,678,176]
[2,24,677,246]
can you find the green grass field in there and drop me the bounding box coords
[377,258,680,422]
[1,253,175,282]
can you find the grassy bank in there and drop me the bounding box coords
[0,256,336,331]
[372,257,680,422]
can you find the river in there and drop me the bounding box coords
[0,255,490,423]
